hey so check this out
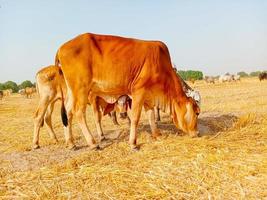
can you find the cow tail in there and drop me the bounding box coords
[60,85,68,127]
[55,50,68,126]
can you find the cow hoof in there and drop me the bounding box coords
[32,144,40,150]
[68,144,77,150]
[90,144,101,151]
[151,131,162,139]
[100,136,108,142]
[130,145,140,151]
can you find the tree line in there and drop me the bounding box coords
[0,80,35,93]
[175,70,267,81]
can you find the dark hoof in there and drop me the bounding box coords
[68,144,77,150]
[100,136,108,142]
[90,144,101,151]
[32,144,40,150]
[151,131,162,140]
[130,145,140,151]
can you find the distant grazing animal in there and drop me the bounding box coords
[25,87,36,98]
[0,91,3,100]
[259,72,267,81]
[55,33,200,150]
[18,89,26,95]
[33,65,131,149]
[219,74,234,83]
[232,75,241,81]
[204,76,215,84]
[3,89,12,97]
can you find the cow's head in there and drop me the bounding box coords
[172,97,200,137]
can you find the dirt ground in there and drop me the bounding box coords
[0,77,266,199]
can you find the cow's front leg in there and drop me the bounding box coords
[147,108,161,139]
[129,92,144,150]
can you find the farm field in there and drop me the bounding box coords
[0,77,266,199]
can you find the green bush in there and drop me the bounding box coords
[237,71,249,77]
[19,80,34,89]
[250,71,261,77]
[177,70,203,80]
[2,81,19,92]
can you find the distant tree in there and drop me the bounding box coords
[19,80,34,89]
[249,71,261,77]
[177,70,203,80]
[0,83,4,90]
[3,81,19,92]
[237,71,249,77]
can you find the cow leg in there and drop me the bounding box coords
[155,106,161,122]
[32,97,50,149]
[75,106,99,150]
[63,96,76,149]
[110,111,119,125]
[44,101,58,143]
[92,100,106,142]
[129,92,144,150]
[147,108,161,139]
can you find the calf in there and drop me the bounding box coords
[33,65,131,149]
[204,76,215,84]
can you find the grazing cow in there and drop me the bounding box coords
[219,74,234,83]
[55,33,200,150]
[33,65,131,149]
[19,89,26,95]
[204,76,215,84]
[0,91,3,100]
[3,89,12,97]
[259,72,267,81]
[232,75,241,81]
[25,87,36,98]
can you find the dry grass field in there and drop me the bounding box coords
[0,77,266,199]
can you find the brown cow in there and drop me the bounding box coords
[0,91,3,100]
[55,33,200,150]
[259,72,267,81]
[33,65,131,149]
[25,87,36,98]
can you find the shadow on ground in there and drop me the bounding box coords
[137,112,238,137]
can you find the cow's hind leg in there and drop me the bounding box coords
[92,99,106,142]
[32,97,50,149]
[62,98,76,149]
[44,101,58,143]
[73,93,99,150]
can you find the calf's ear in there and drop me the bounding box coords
[103,104,115,116]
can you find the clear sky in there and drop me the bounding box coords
[0,0,267,83]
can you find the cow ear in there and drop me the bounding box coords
[103,104,115,115]
[128,98,132,109]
